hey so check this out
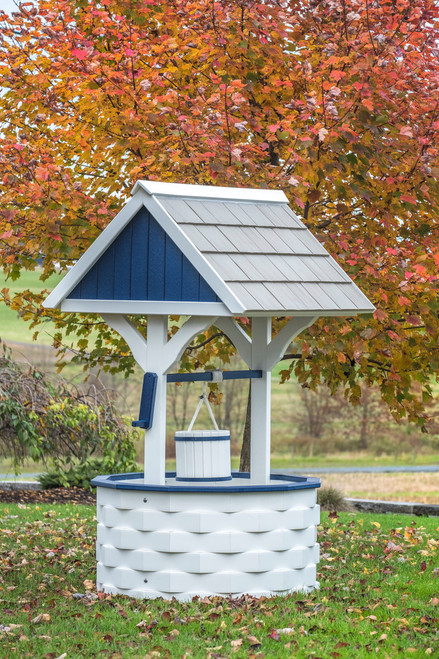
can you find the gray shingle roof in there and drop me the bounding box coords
[156,196,374,315]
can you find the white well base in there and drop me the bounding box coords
[95,473,320,601]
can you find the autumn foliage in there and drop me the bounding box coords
[1,0,439,426]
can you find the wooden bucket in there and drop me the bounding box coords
[174,430,231,481]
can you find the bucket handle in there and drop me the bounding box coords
[187,382,219,432]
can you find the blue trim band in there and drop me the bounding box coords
[175,475,232,482]
[174,435,230,442]
[167,370,262,383]
[91,471,321,493]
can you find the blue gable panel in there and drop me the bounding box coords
[130,209,149,300]
[67,208,221,303]
[97,242,115,299]
[182,255,200,300]
[147,217,165,300]
[113,221,132,299]
[164,237,182,301]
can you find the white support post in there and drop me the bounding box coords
[143,315,168,485]
[250,317,272,485]
[102,313,218,485]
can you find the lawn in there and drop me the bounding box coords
[0,505,437,658]
[0,269,64,345]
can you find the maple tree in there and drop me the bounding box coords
[1,0,439,443]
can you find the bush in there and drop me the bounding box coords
[0,341,137,479]
[38,457,116,489]
[318,486,353,512]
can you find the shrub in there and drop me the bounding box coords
[0,341,137,478]
[38,457,118,490]
[318,486,353,512]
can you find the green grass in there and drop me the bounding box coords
[2,449,439,479]
[0,504,438,658]
[1,269,63,345]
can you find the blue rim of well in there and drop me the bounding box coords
[175,475,232,482]
[91,471,321,492]
[174,435,230,442]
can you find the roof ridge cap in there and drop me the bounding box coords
[131,180,288,203]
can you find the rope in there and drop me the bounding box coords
[187,382,219,431]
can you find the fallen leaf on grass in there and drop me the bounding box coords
[231,638,243,652]
[31,613,50,624]
[247,635,261,647]
[83,579,94,590]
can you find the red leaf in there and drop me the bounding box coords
[72,48,87,60]
[400,194,417,204]
[35,167,49,182]
[374,309,387,321]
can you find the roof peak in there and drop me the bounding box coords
[131,180,288,204]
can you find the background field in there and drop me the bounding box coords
[1,270,439,503]
[1,269,63,345]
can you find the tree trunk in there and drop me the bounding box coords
[359,387,369,450]
[239,384,251,472]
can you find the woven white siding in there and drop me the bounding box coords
[95,484,320,600]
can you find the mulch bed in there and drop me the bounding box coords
[0,487,96,505]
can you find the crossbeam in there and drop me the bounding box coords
[166,370,262,383]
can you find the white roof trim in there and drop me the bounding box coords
[131,180,288,204]
[60,300,231,316]
[247,309,374,317]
